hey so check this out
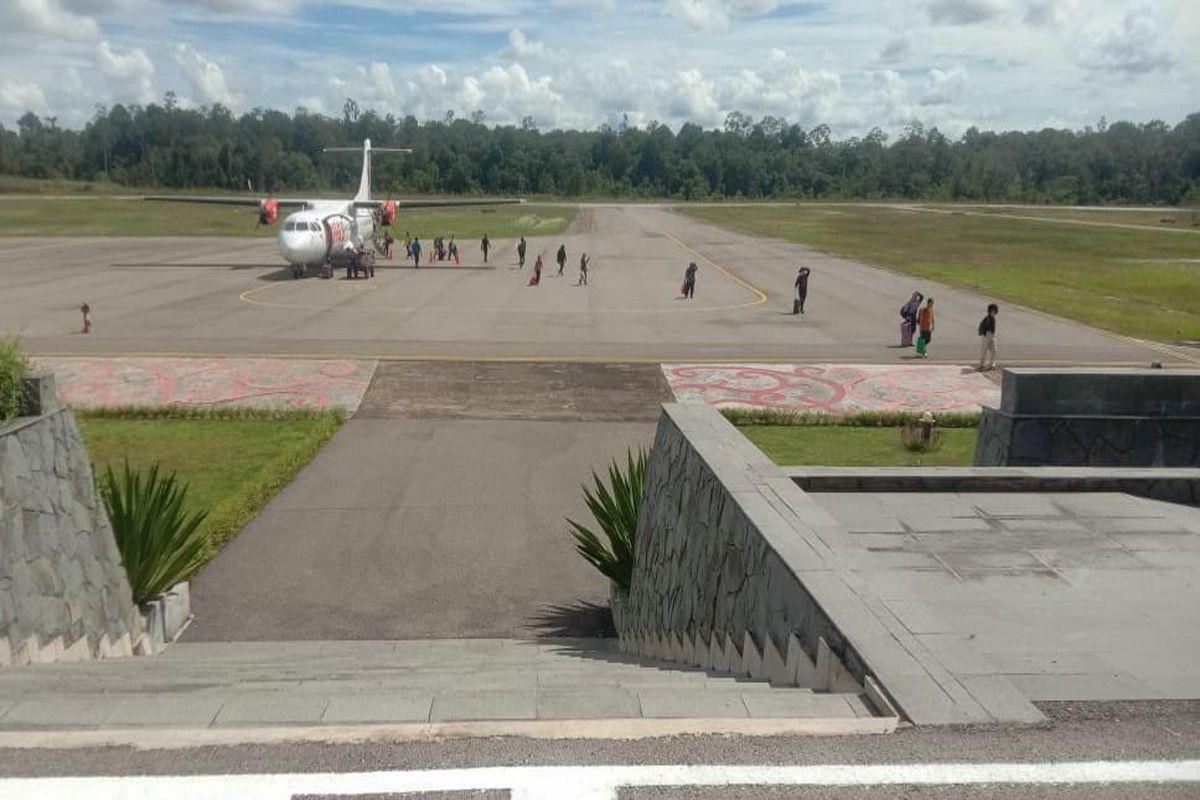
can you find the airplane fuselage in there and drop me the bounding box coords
[277,202,377,268]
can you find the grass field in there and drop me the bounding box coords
[681,204,1200,343]
[960,205,1200,229]
[0,196,576,238]
[77,411,342,570]
[740,425,976,467]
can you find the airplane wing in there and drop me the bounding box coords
[352,198,525,210]
[143,196,310,208]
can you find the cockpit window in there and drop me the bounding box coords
[311,222,321,232]
[284,221,296,231]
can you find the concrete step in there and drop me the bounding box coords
[0,639,893,734]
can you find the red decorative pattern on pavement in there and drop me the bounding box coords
[663,363,999,415]
[33,357,377,412]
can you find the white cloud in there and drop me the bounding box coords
[97,40,155,104]
[0,80,47,113]
[8,0,99,39]
[551,0,614,10]
[172,42,235,106]
[502,28,545,60]
[664,0,730,30]
[1082,7,1176,75]
[926,0,1003,25]
[920,66,968,105]
[873,69,912,124]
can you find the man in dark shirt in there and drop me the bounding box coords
[978,303,999,370]
[794,267,811,314]
[683,262,698,299]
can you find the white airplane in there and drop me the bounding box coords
[146,139,521,272]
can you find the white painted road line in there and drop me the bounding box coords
[3,761,1199,800]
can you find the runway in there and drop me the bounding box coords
[0,206,1184,365]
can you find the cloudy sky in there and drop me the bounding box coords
[1,0,1196,137]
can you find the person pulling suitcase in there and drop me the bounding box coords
[793,267,811,314]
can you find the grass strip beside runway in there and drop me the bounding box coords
[681,204,1200,343]
[740,425,976,467]
[77,408,343,571]
[0,198,575,238]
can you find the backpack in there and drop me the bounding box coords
[977,316,989,336]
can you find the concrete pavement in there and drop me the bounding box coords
[1,208,1186,365]
[187,361,668,641]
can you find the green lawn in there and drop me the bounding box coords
[77,412,342,568]
[394,205,576,239]
[680,204,1200,343]
[961,205,1200,229]
[0,197,576,238]
[740,425,977,467]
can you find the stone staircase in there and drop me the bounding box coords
[0,638,896,736]
[621,629,888,701]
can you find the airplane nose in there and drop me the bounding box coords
[278,232,321,265]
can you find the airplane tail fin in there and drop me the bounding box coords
[323,140,412,203]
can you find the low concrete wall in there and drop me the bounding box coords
[623,404,1042,725]
[976,368,1200,467]
[1,375,143,666]
[788,466,1200,506]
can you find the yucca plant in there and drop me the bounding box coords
[101,461,208,604]
[565,447,650,592]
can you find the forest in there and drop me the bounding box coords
[2,97,1198,205]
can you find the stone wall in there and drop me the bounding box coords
[623,404,1045,725]
[627,405,867,680]
[975,368,1200,468]
[0,376,143,666]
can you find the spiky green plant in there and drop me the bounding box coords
[101,461,208,603]
[0,335,29,423]
[565,448,650,592]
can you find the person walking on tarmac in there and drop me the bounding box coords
[793,267,811,314]
[916,297,935,358]
[481,233,491,264]
[410,236,422,268]
[900,291,923,347]
[578,252,589,285]
[977,303,999,371]
[517,236,527,268]
[682,262,698,299]
[404,231,412,259]
[529,253,543,286]
[556,243,567,276]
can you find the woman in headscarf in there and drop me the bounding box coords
[900,291,923,347]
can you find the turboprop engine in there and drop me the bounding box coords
[257,199,280,226]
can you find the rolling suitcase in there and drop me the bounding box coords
[793,298,801,315]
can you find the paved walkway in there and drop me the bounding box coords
[662,363,1000,414]
[33,356,376,411]
[187,361,667,641]
[808,490,1200,703]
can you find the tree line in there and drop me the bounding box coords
[2,97,1198,205]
